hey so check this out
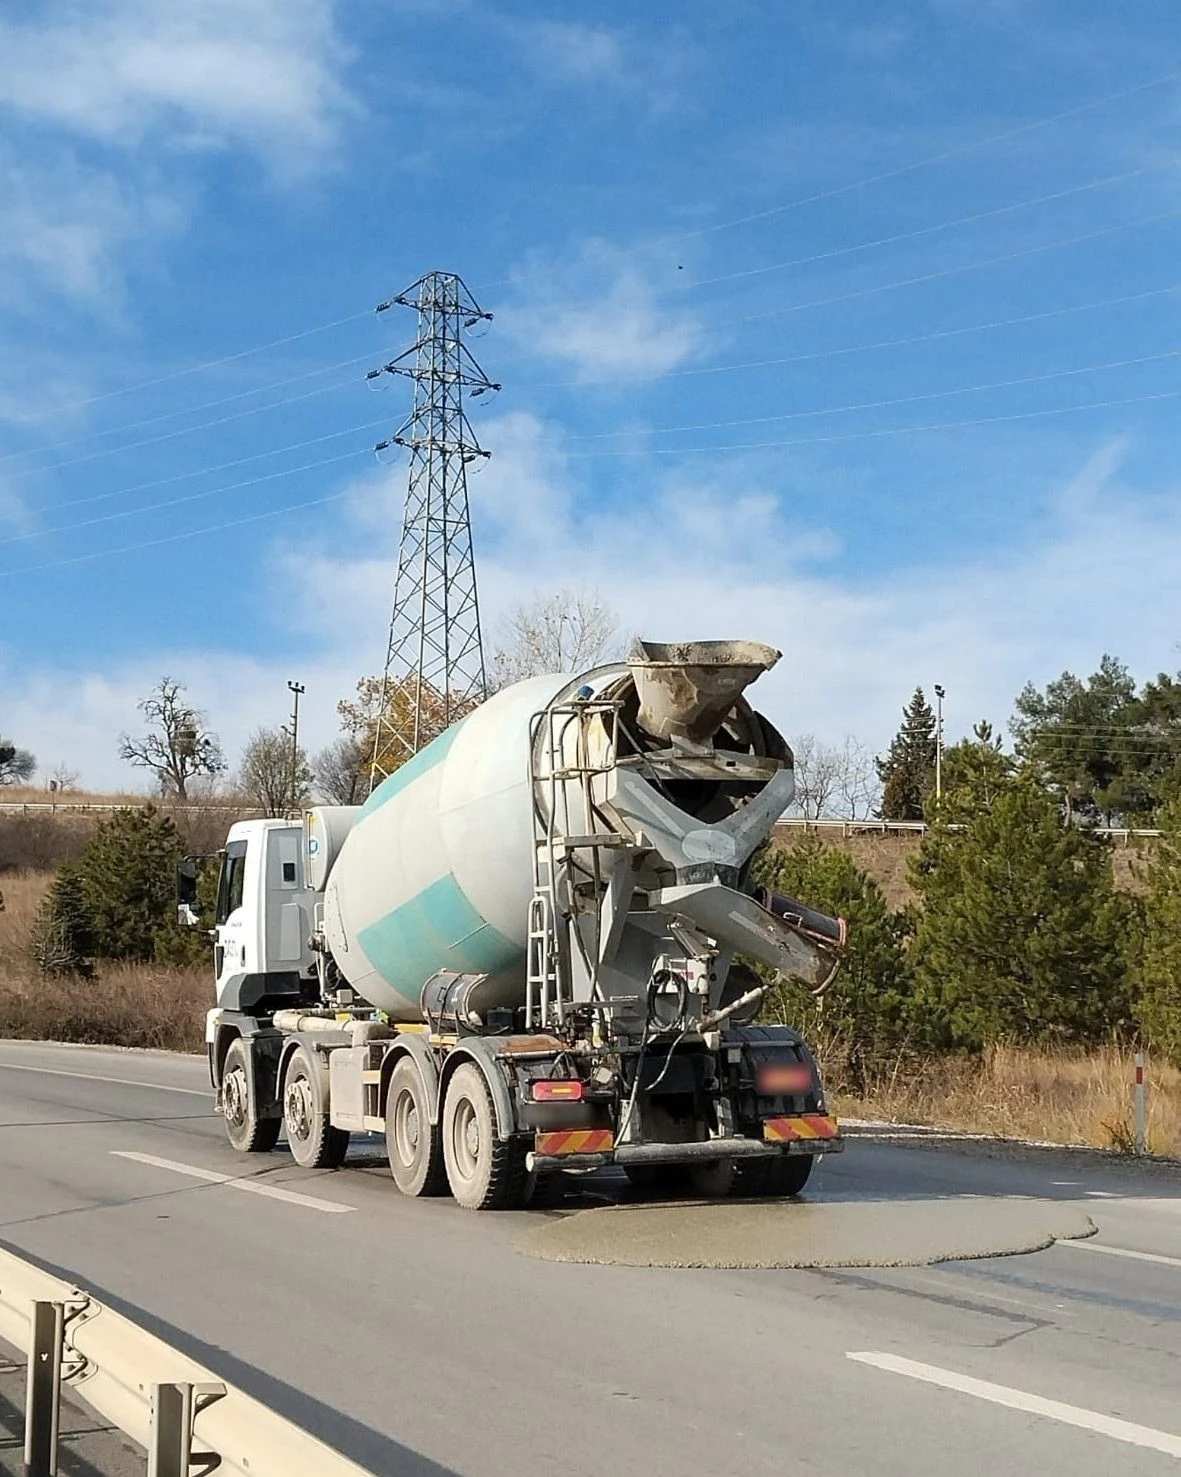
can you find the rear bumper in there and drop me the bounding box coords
[527,1118,843,1174]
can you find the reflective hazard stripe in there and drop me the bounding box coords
[535,1129,615,1156]
[762,1115,840,1143]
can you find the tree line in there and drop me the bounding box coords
[759,721,1181,1077]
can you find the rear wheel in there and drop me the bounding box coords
[623,1164,686,1197]
[222,1038,280,1154]
[442,1063,529,1210]
[386,1057,446,1197]
[283,1045,349,1170]
[689,1156,772,1199]
[765,1152,814,1198]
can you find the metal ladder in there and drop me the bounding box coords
[526,695,620,1029]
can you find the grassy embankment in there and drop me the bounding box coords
[2,862,1178,1156]
[0,871,207,1052]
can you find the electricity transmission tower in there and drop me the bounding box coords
[367,271,499,787]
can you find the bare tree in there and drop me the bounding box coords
[790,733,879,820]
[490,588,622,687]
[0,734,35,785]
[118,677,224,800]
[337,674,457,787]
[49,763,80,792]
[313,734,369,805]
[239,726,312,816]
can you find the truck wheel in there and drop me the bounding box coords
[283,1046,349,1170]
[222,1038,280,1154]
[386,1057,447,1197]
[689,1157,772,1199]
[622,1165,684,1197]
[766,1153,813,1197]
[442,1063,528,1210]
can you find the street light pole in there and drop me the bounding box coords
[934,684,945,803]
[287,681,305,814]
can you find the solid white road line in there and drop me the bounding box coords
[111,1151,354,1214]
[0,1061,207,1096]
[847,1351,1181,1458]
[1059,1239,1181,1269]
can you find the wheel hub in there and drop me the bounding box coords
[224,1068,247,1126]
[285,1076,314,1140]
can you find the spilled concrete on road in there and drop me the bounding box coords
[518,1196,1096,1269]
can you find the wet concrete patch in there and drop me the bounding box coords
[518,1197,1096,1269]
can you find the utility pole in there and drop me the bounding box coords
[934,684,945,802]
[367,271,499,789]
[287,680,305,813]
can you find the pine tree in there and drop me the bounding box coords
[1134,798,1181,1066]
[876,688,936,820]
[74,807,189,962]
[754,838,913,1086]
[909,775,1132,1051]
[29,868,95,977]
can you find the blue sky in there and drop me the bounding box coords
[3,0,1181,788]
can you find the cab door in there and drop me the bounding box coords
[215,840,249,1001]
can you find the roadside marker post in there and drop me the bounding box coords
[1134,1051,1147,1156]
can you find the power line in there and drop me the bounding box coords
[627,62,1181,255]
[0,447,371,549]
[561,346,1181,442]
[688,161,1175,290]
[0,486,359,580]
[4,373,369,483]
[557,384,1181,459]
[717,209,1181,330]
[0,351,378,468]
[520,281,1181,393]
[6,309,377,425]
[26,414,390,516]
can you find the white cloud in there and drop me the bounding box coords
[8,431,1180,789]
[0,1,350,165]
[504,243,704,380]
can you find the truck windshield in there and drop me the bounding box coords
[216,842,248,923]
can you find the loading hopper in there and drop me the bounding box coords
[628,640,782,744]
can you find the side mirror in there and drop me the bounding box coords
[176,858,200,927]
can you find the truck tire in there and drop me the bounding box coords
[386,1057,447,1197]
[222,1038,280,1154]
[442,1063,529,1211]
[765,1152,813,1197]
[689,1157,772,1199]
[283,1045,349,1170]
[622,1165,685,1197]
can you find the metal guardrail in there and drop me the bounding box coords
[0,1245,374,1477]
[774,816,1162,841]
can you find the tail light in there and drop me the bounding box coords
[757,1063,814,1095]
[531,1079,584,1102]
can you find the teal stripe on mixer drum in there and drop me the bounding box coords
[359,717,467,819]
[356,872,520,994]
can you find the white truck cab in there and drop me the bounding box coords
[211,819,318,1013]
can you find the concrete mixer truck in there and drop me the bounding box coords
[178,640,847,1210]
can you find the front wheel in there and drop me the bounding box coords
[442,1063,529,1210]
[283,1045,349,1170]
[222,1038,280,1154]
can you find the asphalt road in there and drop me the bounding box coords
[1,1041,1179,1477]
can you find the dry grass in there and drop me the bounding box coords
[0,870,208,1053]
[828,1041,1181,1158]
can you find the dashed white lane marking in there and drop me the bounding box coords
[1085,1190,1119,1198]
[1059,1240,1181,1269]
[111,1151,353,1214]
[0,1062,207,1097]
[847,1351,1181,1458]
